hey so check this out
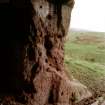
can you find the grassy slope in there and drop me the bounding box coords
[64,31,105,96]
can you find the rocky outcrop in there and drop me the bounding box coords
[0,0,76,105]
[70,79,92,103]
[91,96,105,105]
[21,0,75,104]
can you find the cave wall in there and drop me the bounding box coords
[0,0,75,105]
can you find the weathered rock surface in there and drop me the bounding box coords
[91,97,105,105]
[70,79,92,103]
[0,0,76,105]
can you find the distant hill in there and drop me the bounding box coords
[69,28,105,33]
[70,28,90,32]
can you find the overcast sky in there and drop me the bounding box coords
[70,0,105,32]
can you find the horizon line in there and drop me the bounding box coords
[69,28,105,33]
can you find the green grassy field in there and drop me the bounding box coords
[64,31,105,96]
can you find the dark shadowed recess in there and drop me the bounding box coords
[0,0,9,3]
[0,0,31,96]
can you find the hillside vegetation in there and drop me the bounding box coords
[64,31,105,97]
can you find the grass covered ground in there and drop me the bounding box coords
[64,31,105,96]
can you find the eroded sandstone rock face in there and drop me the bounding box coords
[0,0,75,105]
[23,0,74,104]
